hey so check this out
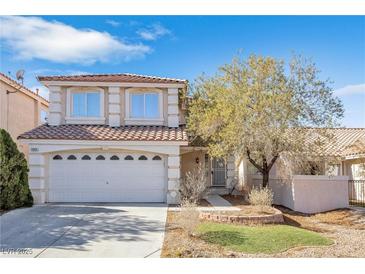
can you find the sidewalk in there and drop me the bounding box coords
[205,194,240,211]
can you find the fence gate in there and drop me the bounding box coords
[348,180,365,207]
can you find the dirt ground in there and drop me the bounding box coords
[274,206,365,258]
[161,211,228,258]
[161,206,365,258]
[221,194,249,209]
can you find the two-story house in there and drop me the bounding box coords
[0,72,49,158]
[18,74,237,204]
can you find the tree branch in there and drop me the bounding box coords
[246,149,264,173]
[268,154,279,171]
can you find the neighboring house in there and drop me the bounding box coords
[239,128,365,213]
[0,72,49,158]
[239,128,365,184]
[18,73,236,204]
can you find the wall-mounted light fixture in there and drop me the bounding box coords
[6,89,19,95]
[195,157,200,164]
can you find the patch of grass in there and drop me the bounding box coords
[197,222,333,254]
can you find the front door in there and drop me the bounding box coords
[212,158,226,186]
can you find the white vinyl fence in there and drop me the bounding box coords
[248,175,349,214]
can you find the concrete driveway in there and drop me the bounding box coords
[0,203,167,258]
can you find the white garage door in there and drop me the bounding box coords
[48,152,166,202]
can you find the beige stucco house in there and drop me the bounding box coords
[0,72,49,157]
[18,74,236,204]
[17,72,364,209]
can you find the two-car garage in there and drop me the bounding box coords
[48,151,166,203]
[19,124,187,204]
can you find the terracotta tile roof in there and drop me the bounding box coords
[306,128,365,157]
[37,73,187,84]
[0,72,49,103]
[17,124,365,156]
[18,124,188,142]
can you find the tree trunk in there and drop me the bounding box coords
[262,170,269,188]
[245,149,279,189]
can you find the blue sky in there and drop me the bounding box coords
[1,16,364,127]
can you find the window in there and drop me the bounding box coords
[131,93,159,118]
[72,92,100,117]
[152,155,162,160]
[53,155,62,160]
[96,155,105,160]
[67,155,77,160]
[81,155,91,160]
[138,155,148,160]
[110,155,119,160]
[124,155,134,160]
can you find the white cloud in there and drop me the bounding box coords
[30,85,49,100]
[334,83,365,96]
[0,16,150,65]
[137,23,171,41]
[105,20,121,27]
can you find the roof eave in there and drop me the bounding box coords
[38,80,187,89]
[18,138,189,146]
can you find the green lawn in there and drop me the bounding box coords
[197,222,333,254]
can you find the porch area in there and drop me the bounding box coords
[180,147,236,195]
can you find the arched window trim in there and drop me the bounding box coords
[53,155,63,160]
[152,155,162,160]
[81,155,91,160]
[124,155,134,160]
[67,155,77,160]
[96,155,105,160]
[110,155,120,160]
[138,155,148,160]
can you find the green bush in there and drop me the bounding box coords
[0,129,33,210]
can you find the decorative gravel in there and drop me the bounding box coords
[162,207,365,258]
[235,208,365,258]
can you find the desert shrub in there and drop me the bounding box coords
[0,129,33,210]
[248,187,273,207]
[176,200,200,236]
[180,163,208,204]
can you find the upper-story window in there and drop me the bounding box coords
[125,88,163,125]
[130,93,159,119]
[72,92,101,117]
[66,87,105,124]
